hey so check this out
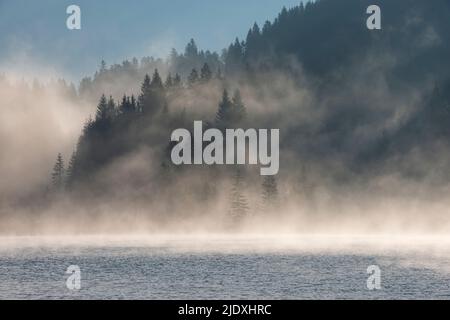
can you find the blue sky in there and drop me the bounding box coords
[0,0,302,80]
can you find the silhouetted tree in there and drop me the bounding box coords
[231,90,247,123]
[138,70,166,117]
[262,175,279,212]
[138,74,151,113]
[216,90,247,128]
[65,152,77,189]
[95,94,110,121]
[150,69,164,89]
[185,39,198,58]
[51,153,65,191]
[200,63,212,82]
[165,73,174,87]
[173,73,182,87]
[215,90,233,128]
[229,169,249,221]
[188,68,199,85]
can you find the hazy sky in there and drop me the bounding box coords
[0,0,302,81]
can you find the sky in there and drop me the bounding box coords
[0,0,302,81]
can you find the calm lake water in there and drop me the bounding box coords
[0,235,449,299]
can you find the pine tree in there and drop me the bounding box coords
[200,63,212,82]
[231,90,247,123]
[185,39,198,58]
[188,68,199,85]
[229,169,249,221]
[99,60,107,74]
[151,69,164,89]
[107,95,116,118]
[138,74,151,113]
[95,94,109,121]
[165,73,174,88]
[215,89,233,128]
[173,73,182,87]
[216,90,247,128]
[138,71,166,116]
[262,175,279,212]
[119,95,136,114]
[51,153,65,191]
[65,152,77,188]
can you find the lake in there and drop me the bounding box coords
[0,235,449,299]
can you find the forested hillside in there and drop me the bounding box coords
[4,0,450,232]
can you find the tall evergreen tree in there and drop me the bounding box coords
[229,169,249,221]
[65,152,77,189]
[150,69,164,89]
[138,74,151,113]
[138,70,166,116]
[216,90,247,128]
[51,153,65,191]
[107,95,116,118]
[215,90,233,128]
[185,39,199,58]
[165,73,174,88]
[231,90,247,123]
[119,95,136,114]
[261,175,279,212]
[173,73,182,87]
[188,68,199,85]
[95,94,110,121]
[200,63,212,82]
[99,60,107,74]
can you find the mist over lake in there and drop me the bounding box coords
[1,0,450,300]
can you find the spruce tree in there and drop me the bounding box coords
[200,63,212,82]
[262,175,279,212]
[51,153,65,191]
[215,89,233,128]
[95,94,109,122]
[150,69,164,89]
[138,71,166,116]
[107,95,116,118]
[229,169,249,221]
[138,74,151,113]
[65,152,77,189]
[231,90,247,123]
[188,68,199,85]
[173,74,182,87]
[165,73,174,88]
[185,39,198,58]
[216,90,247,128]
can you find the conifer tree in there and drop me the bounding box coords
[65,152,77,189]
[138,70,166,116]
[107,95,116,118]
[216,90,247,128]
[173,74,182,87]
[95,94,109,121]
[51,153,65,191]
[200,63,212,82]
[262,175,279,212]
[229,169,249,221]
[188,68,199,85]
[165,73,174,88]
[231,90,247,123]
[150,69,164,89]
[185,39,198,58]
[215,90,233,128]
